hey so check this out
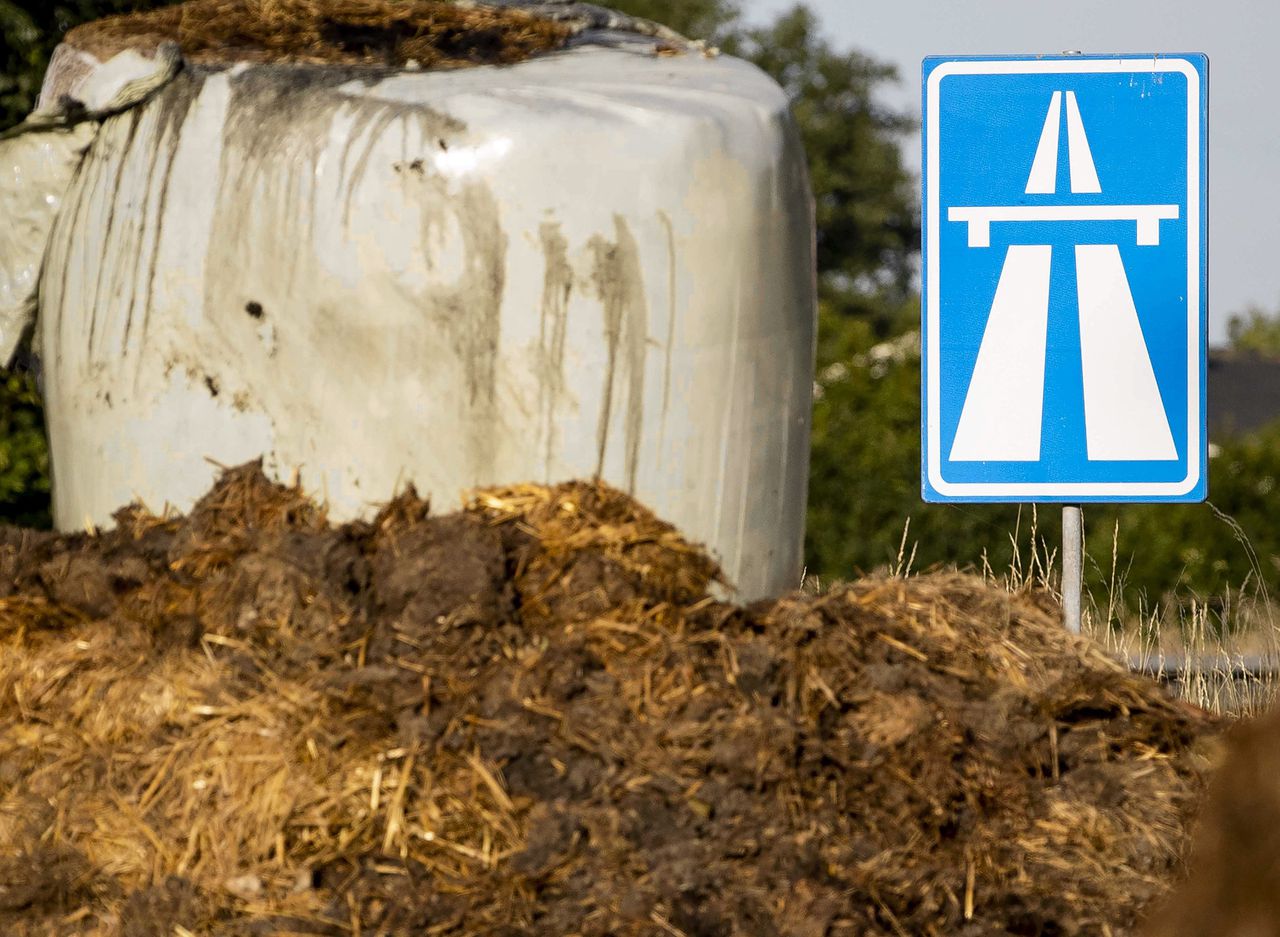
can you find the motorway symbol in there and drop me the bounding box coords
[922,55,1208,503]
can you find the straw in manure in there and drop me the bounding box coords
[65,0,577,69]
[0,463,1222,936]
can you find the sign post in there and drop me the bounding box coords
[921,54,1209,625]
[1062,505,1082,633]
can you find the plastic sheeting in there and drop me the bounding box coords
[27,34,816,599]
[0,43,181,362]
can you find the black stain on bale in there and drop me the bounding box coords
[536,220,573,477]
[589,215,649,492]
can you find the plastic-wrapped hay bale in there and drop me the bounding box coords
[5,0,817,600]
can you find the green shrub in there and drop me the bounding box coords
[806,315,1280,614]
[0,370,50,527]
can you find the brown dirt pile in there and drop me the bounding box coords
[64,0,575,69]
[0,464,1220,936]
[1143,705,1280,937]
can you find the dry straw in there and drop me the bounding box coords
[0,464,1222,935]
[65,0,577,69]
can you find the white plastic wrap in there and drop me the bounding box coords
[0,124,95,361]
[33,40,816,598]
[0,42,180,362]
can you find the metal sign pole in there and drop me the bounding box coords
[1062,505,1082,634]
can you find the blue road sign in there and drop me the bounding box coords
[922,55,1208,503]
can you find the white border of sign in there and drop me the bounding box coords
[924,57,1203,499]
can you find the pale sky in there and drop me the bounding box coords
[744,0,1280,343]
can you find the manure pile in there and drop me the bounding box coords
[1142,704,1280,937]
[62,0,690,71]
[0,465,1219,936]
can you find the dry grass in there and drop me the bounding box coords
[1085,598,1280,717]
[65,0,576,69]
[963,507,1280,717]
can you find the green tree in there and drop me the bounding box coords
[606,0,740,43]
[1082,434,1280,617]
[729,8,918,333]
[801,308,1280,619]
[804,319,1052,585]
[1226,307,1280,356]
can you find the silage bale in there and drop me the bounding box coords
[2,0,816,600]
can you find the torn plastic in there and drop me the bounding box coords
[0,44,182,364]
[482,1,707,50]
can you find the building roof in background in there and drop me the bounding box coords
[1209,350,1280,439]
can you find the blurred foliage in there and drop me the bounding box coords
[1089,425,1280,612]
[1,0,1278,621]
[807,321,1032,588]
[605,0,741,42]
[807,320,1280,617]
[0,370,50,528]
[1226,307,1280,356]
